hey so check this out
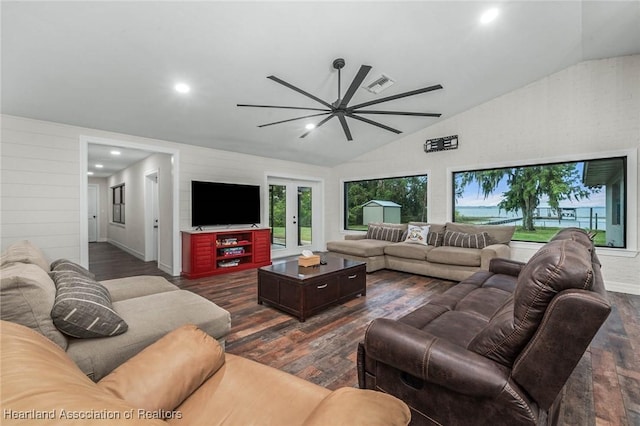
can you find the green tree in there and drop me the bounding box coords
[456,164,594,231]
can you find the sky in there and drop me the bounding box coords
[455,162,607,208]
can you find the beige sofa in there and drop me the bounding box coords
[1,321,411,426]
[0,240,230,381]
[327,222,515,281]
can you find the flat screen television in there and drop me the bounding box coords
[191,181,261,227]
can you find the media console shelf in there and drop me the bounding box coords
[181,228,271,279]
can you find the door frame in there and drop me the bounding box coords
[265,173,324,258]
[87,183,99,242]
[144,169,159,263]
[79,136,181,275]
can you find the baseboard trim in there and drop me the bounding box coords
[107,240,145,261]
[605,281,640,295]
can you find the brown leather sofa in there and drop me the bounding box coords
[1,321,410,426]
[357,228,611,425]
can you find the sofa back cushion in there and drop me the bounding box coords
[0,240,50,271]
[366,222,407,242]
[445,223,515,245]
[1,262,68,349]
[468,237,594,366]
[0,321,166,426]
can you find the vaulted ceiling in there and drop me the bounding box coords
[2,1,639,167]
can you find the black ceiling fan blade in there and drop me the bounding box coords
[338,65,372,109]
[347,113,402,134]
[237,104,330,112]
[258,112,331,128]
[350,84,443,110]
[354,110,442,117]
[300,113,336,138]
[337,113,353,141]
[267,76,334,109]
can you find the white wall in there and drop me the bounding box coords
[106,153,173,271]
[328,55,640,294]
[0,115,331,273]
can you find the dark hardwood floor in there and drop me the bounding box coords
[89,242,640,425]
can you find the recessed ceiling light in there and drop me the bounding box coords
[480,8,499,24]
[87,171,94,176]
[174,82,191,94]
[110,150,121,156]
[95,164,104,168]
[305,123,316,130]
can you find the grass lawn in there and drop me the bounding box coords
[271,226,312,241]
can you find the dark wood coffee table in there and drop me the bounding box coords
[257,254,366,321]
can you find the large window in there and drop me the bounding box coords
[344,175,428,230]
[112,184,125,224]
[453,157,626,248]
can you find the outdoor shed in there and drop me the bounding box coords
[362,200,402,224]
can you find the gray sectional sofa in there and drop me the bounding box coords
[327,222,515,281]
[0,240,230,381]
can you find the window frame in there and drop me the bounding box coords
[342,173,429,231]
[450,155,629,249]
[111,183,125,225]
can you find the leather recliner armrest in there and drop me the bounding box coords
[98,324,225,413]
[364,318,510,398]
[488,257,526,276]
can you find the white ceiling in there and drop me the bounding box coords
[2,1,639,173]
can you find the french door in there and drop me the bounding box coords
[268,178,321,258]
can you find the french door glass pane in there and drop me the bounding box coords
[298,186,312,246]
[269,184,286,249]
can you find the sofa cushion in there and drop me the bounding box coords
[326,239,392,257]
[442,230,495,249]
[366,222,406,242]
[99,325,225,413]
[427,246,481,267]
[0,321,167,426]
[67,290,231,381]
[469,238,595,367]
[101,275,179,302]
[0,262,68,349]
[445,222,515,245]
[50,258,96,279]
[384,241,432,260]
[50,271,128,338]
[0,240,50,271]
[404,225,430,245]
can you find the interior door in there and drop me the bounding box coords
[268,178,319,258]
[87,184,98,243]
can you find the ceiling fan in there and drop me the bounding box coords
[237,58,443,141]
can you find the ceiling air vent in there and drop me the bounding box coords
[363,74,395,94]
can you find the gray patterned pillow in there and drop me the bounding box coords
[50,259,95,280]
[50,271,128,338]
[366,225,403,242]
[427,231,443,247]
[442,230,495,249]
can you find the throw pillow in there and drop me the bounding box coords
[50,258,96,280]
[442,230,495,249]
[366,225,403,242]
[426,231,443,247]
[1,262,68,349]
[50,271,128,338]
[405,225,430,245]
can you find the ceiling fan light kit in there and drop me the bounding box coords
[238,58,443,141]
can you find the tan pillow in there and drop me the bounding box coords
[1,240,50,271]
[98,324,225,413]
[0,262,68,349]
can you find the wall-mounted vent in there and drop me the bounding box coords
[363,74,395,94]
